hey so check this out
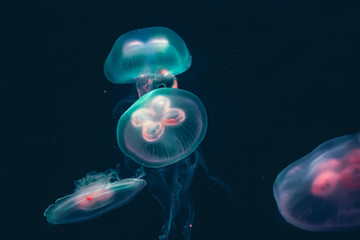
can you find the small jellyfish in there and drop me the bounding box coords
[117,88,207,168]
[273,133,360,231]
[104,27,192,97]
[44,169,146,224]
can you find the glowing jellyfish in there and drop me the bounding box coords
[273,133,360,231]
[117,88,207,168]
[44,169,146,224]
[104,27,192,97]
[43,25,237,240]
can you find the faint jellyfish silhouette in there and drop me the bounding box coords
[273,133,360,231]
[104,27,192,97]
[116,88,207,168]
[44,169,146,224]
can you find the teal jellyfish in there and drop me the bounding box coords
[44,169,146,224]
[43,26,236,240]
[117,88,207,168]
[104,27,192,97]
[273,133,360,231]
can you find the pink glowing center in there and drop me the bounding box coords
[311,171,340,197]
[131,96,185,142]
[310,149,360,197]
[76,187,114,210]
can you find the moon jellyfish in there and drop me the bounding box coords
[44,169,146,224]
[104,27,192,97]
[116,88,207,168]
[44,26,237,240]
[273,133,360,231]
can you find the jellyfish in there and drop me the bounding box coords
[44,169,146,224]
[112,88,236,239]
[104,27,192,97]
[116,88,207,168]
[44,26,236,240]
[273,133,360,231]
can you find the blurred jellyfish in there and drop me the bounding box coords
[273,133,360,231]
[116,88,207,168]
[104,27,192,97]
[44,169,146,224]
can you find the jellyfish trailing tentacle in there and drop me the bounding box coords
[198,150,241,207]
[145,151,199,240]
[124,149,237,240]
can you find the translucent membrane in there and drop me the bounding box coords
[117,88,207,168]
[104,27,191,84]
[273,133,360,231]
[44,169,146,224]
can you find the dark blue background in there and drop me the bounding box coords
[5,0,360,239]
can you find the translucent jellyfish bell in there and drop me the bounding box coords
[104,27,192,97]
[117,88,207,168]
[273,133,360,231]
[44,169,146,224]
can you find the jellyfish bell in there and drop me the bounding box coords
[104,27,192,97]
[273,133,360,231]
[117,88,207,168]
[44,169,146,224]
[104,26,191,83]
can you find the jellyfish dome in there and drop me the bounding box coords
[104,26,192,85]
[273,133,360,231]
[117,88,207,168]
[44,169,146,224]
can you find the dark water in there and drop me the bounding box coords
[4,0,360,239]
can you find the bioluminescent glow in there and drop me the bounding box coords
[104,27,191,97]
[273,133,360,231]
[44,169,146,224]
[117,88,207,168]
[131,95,185,142]
[44,26,236,240]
